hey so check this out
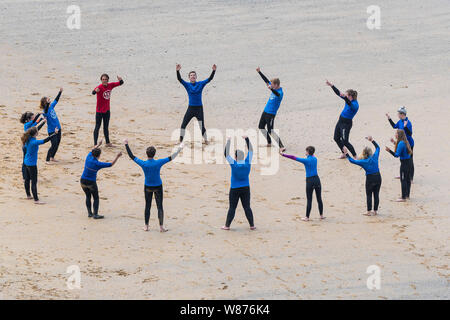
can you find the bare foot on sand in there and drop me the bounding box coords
[143,225,149,231]
[160,226,168,232]
[34,200,45,205]
[301,217,309,222]
[221,226,230,230]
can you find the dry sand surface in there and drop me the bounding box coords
[0,0,449,299]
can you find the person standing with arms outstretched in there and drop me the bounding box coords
[343,136,382,216]
[92,74,124,147]
[256,67,286,152]
[386,106,414,181]
[385,129,413,202]
[280,146,325,222]
[80,139,122,219]
[40,88,63,164]
[124,139,183,232]
[325,80,359,158]
[176,63,216,144]
[222,136,256,231]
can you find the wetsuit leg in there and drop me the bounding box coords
[154,185,164,226]
[94,112,103,145]
[144,186,153,225]
[333,120,344,151]
[22,146,27,180]
[226,188,240,227]
[373,174,382,211]
[24,164,31,198]
[239,186,254,227]
[46,130,61,161]
[365,176,374,211]
[258,112,271,144]
[314,177,323,215]
[410,145,414,180]
[266,114,284,148]
[400,159,412,199]
[26,166,38,201]
[194,106,207,141]
[340,119,356,156]
[306,177,314,218]
[103,111,111,144]
[180,107,196,142]
[81,180,93,215]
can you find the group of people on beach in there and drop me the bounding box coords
[19,64,415,232]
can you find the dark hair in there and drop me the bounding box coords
[20,112,33,124]
[146,146,156,158]
[100,73,109,81]
[40,97,49,112]
[92,148,101,158]
[235,150,245,161]
[306,146,315,155]
[21,127,37,145]
[346,89,358,100]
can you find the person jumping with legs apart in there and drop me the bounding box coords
[176,63,216,145]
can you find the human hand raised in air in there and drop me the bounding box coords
[390,138,395,144]
[385,113,391,119]
[117,76,123,81]
[95,87,100,93]
[325,79,333,87]
[59,87,64,92]
[256,67,261,73]
[212,64,217,71]
[365,136,373,142]
[385,146,391,152]
[176,64,181,71]
[123,139,128,145]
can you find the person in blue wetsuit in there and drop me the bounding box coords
[124,139,184,232]
[176,63,216,144]
[386,106,414,181]
[222,136,256,230]
[280,146,325,222]
[21,126,58,204]
[40,88,63,163]
[80,139,122,219]
[385,129,413,202]
[325,80,359,158]
[343,136,382,216]
[256,67,286,151]
[20,112,46,181]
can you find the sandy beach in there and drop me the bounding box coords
[0,0,449,299]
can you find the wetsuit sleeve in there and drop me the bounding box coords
[110,81,123,89]
[245,138,253,163]
[97,161,113,168]
[372,140,380,159]
[205,70,215,83]
[168,147,182,161]
[159,157,171,166]
[125,144,135,160]
[270,88,280,97]
[54,90,62,103]
[403,121,412,136]
[346,154,363,167]
[331,85,352,105]
[388,118,397,128]
[133,157,145,167]
[177,70,188,86]
[224,140,234,164]
[388,149,396,157]
[37,121,45,131]
[92,87,97,95]
[258,71,270,84]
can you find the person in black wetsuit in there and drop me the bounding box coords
[176,63,216,144]
[325,80,359,158]
[256,67,286,151]
[124,139,183,232]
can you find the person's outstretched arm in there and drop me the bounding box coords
[386,114,397,128]
[169,143,184,161]
[244,136,253,163]
[224,138,234,164]
[124,142,135,160]
[280,152,307,164]
[110,152,122,166]
[326,80,352,105]
[205,64,216,83]
[39,128,59,144]
[110,76,124,89]
[37,119,46,131]
[50,88,63,108]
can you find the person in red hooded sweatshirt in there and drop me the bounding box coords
[92,73,124,147]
